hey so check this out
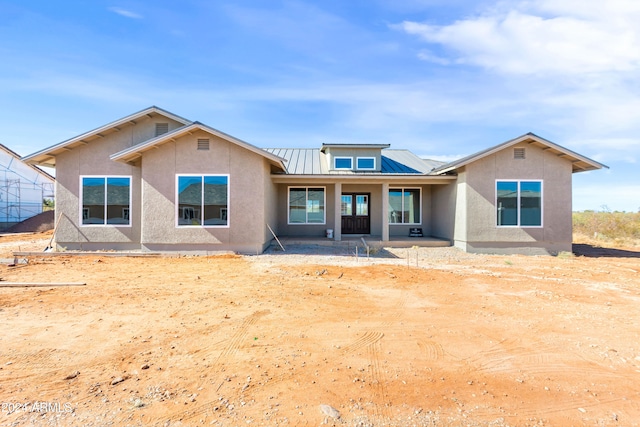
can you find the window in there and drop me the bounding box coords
[288,187,325,224]
[341,195,352,215]
[388,188,420,224]
[514,148,525,159]
[197,139,210,150]
[356,157,375,170]
[177,175,229,227]
[155,123,169,137]
[334,157,353,170]
[496,180,542,227]
[81,176,131,226]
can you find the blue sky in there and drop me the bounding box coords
[2,0,639,212]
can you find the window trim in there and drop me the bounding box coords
[175,174,230,228]
[287,186,326,225]
[495,179,543,228]
[356,157,376,170]
[334,157,353,170]
[79,175,132,227]
[388,187,422,225]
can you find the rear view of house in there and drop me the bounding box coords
[22,106,606,255]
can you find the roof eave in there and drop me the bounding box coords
[110,122,287,171]
[22,106,192,167]
[271,173,456,184]
[431,133,608,174]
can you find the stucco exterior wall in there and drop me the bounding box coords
[459,144,573,254]
[53,116,184,250]
[431,182,457,241]
[264,163,279,245]
[274,183,437,238]
[323,148,383,171]
[388,185,432,238]
[276,183,336,237]
[139,130,272,253]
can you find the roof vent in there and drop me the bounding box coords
[514,148,525,159]
[197,139,210,150]
[155,123,169,137]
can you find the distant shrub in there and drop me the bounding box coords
[573,210,640,247]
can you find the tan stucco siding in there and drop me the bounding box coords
[453,169,467,248]
[139,130,271,251]
[274,183,436,238]
[276,183,335,237]
[264,163,279,243]
[431,182,457,241]
[54,120,161,249]
[324,148,383,171]
[388,185,432,237]
[460,143,573,253]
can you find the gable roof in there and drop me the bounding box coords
[432,132,608,174]
[22,106,191,167]
[110,122,287,171]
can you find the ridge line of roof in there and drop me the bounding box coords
[22,106,192,164]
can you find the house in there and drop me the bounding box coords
[22,106,606,255]
[0,144,55,231]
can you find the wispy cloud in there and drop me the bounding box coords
[109,7,143,19]
[396,0,640,76]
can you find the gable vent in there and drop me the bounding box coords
[155,123,169,137]
[514,148,526,159]
[197,139,210,150]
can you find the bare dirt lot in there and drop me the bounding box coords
[1,232,639,426]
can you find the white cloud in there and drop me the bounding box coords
[109,7,143,19]
[397,0,640,75]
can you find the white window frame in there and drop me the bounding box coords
[495,179,543,228]
[79,175,132,227]
[389,187,422,225]
[287,186,326,225]
[356,157,376,170]
[334,157,353,170]
[175,174,230,228]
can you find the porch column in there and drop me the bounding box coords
[381,182,389,242]
[334,182,342,241]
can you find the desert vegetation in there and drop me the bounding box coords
[573,209,640,248]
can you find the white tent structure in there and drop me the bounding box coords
[0,144,54,231]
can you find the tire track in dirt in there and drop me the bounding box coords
[462,337,636,418]
[465,338,627,381]
[339,331,392,424]
[365,336,393,424]
[416,339,445,361]
[152,309,270,426]
[512,395,633,418]
[340,331,384,354]
[0,348,94,394]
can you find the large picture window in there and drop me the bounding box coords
[496,180,542,227]
[81,176,131,226]
[389,188,420,224]
[177,175,229,227]
[288,187,325,224]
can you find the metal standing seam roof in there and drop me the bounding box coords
[264,148,445,175]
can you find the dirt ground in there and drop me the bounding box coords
[0,232,639,426]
